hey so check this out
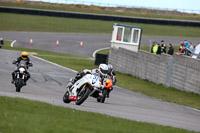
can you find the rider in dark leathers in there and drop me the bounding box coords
[106,64,116,98]
[11,51,33,85]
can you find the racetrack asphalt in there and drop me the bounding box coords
[0,31,200,57]
[0,49,200,132]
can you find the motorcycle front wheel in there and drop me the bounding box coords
[101,89,109,103]
[63,91,71,103]
[16,78,22,92]
[75,87,91,105]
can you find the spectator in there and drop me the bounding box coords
[167,43,174,55]
[156,43,161,55]
[192,43,200,59]
[184,40,189,48]
[179,40,184,51]
[153,42,158,54]
[160,40,166,53]
[181,45,191,56]
[150,42,154,53]
[151,42,158,54]
[0,37,4,48]
[188,42,194,52]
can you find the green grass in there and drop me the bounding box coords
[116,72,200,109]
[1,0,200,21]
[1,13,200,38]
[0,96,196,133]
[2,41,200,110]
[96,49,110,55]
[37,55,95,72]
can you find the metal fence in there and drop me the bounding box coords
[1,6,200,27]
[30,0,200,14]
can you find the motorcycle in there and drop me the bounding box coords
[63,73,103,105]
[97,76,112,103]
[13,60,32,92]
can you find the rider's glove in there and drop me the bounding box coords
[12,60,17,64]
[29,63,33,67]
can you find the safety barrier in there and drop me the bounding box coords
[95,53,108,65]
[108,47,200,94]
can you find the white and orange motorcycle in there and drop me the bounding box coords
[63,73,112,105]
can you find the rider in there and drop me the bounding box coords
[107,64,116,85]
[11,51,33,85]
[107,64,116,98]
[67,64,108,89]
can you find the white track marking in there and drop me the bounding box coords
[31,55,78,73]
[10,40,16,47]
[92,47,110,58]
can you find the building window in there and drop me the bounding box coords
[116,27,123,41]
[132,29,139,43]
[123,27,132,43]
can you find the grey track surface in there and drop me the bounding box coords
[0,32,200,57]
[0,49,200,132]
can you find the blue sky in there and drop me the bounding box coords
[39,0,200,13]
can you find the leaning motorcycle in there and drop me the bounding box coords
[13,60,32,92]
[63,73,102,105]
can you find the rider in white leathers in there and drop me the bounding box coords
[67,64,108,89]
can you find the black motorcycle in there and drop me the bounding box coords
[13,60,32,92]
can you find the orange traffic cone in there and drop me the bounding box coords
[56,40,59,47]
[80,41,83,47]
[30,39,33,45]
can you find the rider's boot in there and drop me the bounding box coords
[107,92,110,98]
[107,88,112,98]
[23,78,27,86]
[11,80,15,84]
[67,78,75,89]
[11,72,15,84]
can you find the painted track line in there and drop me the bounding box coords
[92,47,110,58]
[31,55,78,73]
[10,40,16,47]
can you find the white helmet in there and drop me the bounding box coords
[99,64,108,76]
[108,64,113,70]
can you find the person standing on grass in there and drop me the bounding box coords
[151,42,155,53]
[151,42,158,54]
[167,43,174,55]
[161,40,166,53]
[188,42,194,52]
[184,40,189,48]
[156,43,162,55]
[179,40,184,51]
